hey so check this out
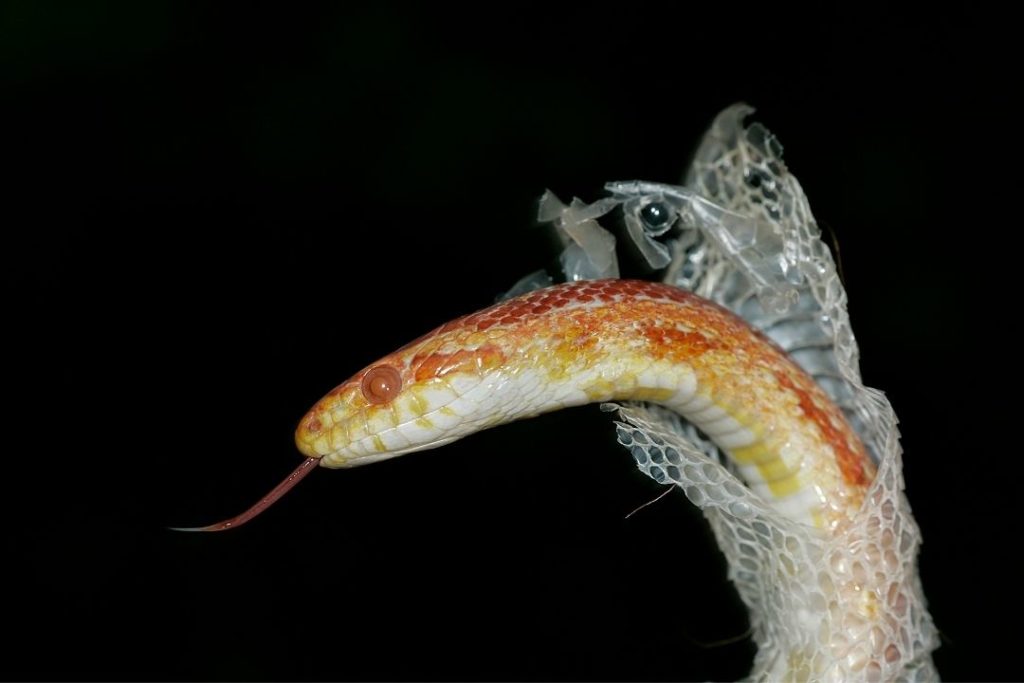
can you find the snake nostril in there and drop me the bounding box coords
[306,416,322,434]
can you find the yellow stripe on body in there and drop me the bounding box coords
[719,423,803,499]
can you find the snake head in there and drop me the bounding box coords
[294,324,510,468]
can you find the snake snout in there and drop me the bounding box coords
[294,411,324,458]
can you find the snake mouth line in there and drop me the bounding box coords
[318,437,461,468]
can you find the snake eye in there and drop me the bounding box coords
[361,365,403,404]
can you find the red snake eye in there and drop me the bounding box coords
[360,365,403,404]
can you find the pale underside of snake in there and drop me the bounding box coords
[182,278,874,534]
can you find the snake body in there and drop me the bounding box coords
[179,100,939,678]
[296,278,874,531]
[182,276,929,679]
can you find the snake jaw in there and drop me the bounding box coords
[320,437,463,468]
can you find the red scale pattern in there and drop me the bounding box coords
[448,280,697,334]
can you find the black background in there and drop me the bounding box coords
[3,4,1018,681]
